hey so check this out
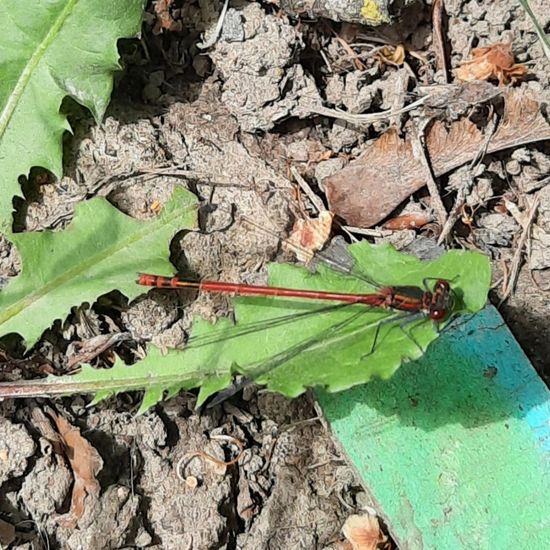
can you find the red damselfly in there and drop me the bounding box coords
[137,274,453,322]
[136,226,457,405]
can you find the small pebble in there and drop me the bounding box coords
[185,475,199,489]
[505,159,521,176]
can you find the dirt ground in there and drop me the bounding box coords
[1,0,549,548]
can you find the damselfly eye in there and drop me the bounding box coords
[430,308,446,321]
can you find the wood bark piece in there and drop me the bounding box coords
[324,89,550,227]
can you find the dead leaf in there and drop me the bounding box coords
[324,89,550,227]
[455,42,527,85]
[377,44,406,66]
[342,513,387,550]
[383,212,432,230]
[45,408,102,529]
[66,332,130,371]
[419,80,503,119]
[285,210,334,262]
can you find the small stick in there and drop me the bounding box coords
[436,170,473,245]
[432,0,449,82]
[437,114,498,245]
[524,174,550,193]
[176,434,245,481]
[411,123,447,227]
[335,36,366,71]
[66,333,130,372]
[309,95,430,125]
[341,225,393,238]
[290,165,326,213]
[196,0,230,49]
[500,194,540,304]
[319,49,333,73]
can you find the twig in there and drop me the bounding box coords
[437,179,471,244]
[431,0,449,82]
[91,165,254,195]
[341,225,393,238]
[290,166,326,213]
[437,114,498,245]
[340,226,359,243]
[527,174,550,193]
[335,36,366,71]
[196,0,230,50]
[410,124,447,227]
[309,95,430,125]
[319,49,333,73]
[500,194,540,304]
[66,333,130,371]
[176,434,244,481]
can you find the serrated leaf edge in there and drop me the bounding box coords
[0,195,195,330]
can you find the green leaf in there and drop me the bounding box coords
[0,343,232,414]
[0,187,197,347]
[0,243,490,412]
[0,0,145,230]
[219,244,491,398]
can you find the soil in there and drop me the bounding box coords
[1,0,549,548]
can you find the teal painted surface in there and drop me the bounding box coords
[317,306,550,549]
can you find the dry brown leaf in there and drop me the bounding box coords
[324,89,550,227]
[46,408,102,529]
[455,42,527,85]
[342,513,387,550]
[285,210,334,262]
[377,45,406,66]
[383,212,432,230]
